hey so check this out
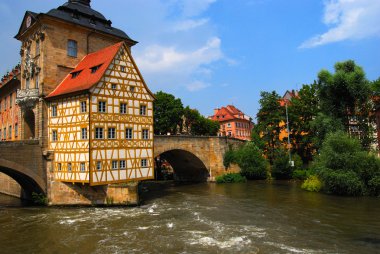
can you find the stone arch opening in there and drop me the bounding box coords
[156,149,209,182]
[0,159,45,201]
[24,109,35,139]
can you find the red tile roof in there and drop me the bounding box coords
[211,105,252,122]
[46,42,123,98]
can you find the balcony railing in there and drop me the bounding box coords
[16,88,39,109]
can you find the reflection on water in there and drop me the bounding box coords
[0,181,379,254]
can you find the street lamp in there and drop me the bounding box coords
[285,101,294,167]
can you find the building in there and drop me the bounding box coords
[279,90,298,141]
[46,42,155,185]
[0,0,155,203]
[210,105,253,141]
[0,65,21,141]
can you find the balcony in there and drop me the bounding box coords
[16,88,39,109]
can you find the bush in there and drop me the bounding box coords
[32,192,48,205]
[368,176,380,196]
[272,149,303,179]
[223,149,236,168]
[313,131,380,196]
[319,169,364,196]
[216,173,247,183]
[301,175,322,192]
[236,142,268,180]
[292,169,308,180]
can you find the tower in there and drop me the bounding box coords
[15,0,137,146]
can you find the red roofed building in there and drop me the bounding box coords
[45,42,155,185]
[210,105,254,141]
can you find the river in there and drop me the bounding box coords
[0,181,379,254]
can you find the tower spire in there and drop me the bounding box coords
[69,0,91,7]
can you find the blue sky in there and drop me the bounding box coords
[0,0,379,120]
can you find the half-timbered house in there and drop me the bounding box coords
[46,42,154,185]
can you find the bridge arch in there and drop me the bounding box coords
[0,158,45,199]
[155,149,210,182]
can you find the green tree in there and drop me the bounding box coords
[272,148,303,180]
[317,60,374,149]
[287,83,319,162]
[256,91,285,164]
[191,116,220,136]
[236,142,268,180]
[312,131,380,196]
[154,91,184,135]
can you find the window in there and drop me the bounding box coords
[80,162,85,172]
[141,159,148,168]
[81,128,88,140]
[120,66,126,72]
[140,105,146,116]
[98,101,106,113]
[26,78,30,89]
[0,100,2,111]
[15,124,18,137]
[142,129,149,140]
[126,128,133,139]
[130,86,135,92]
[52,130,58,141]
[96,161,101,171]
[8,125,12,139]
[0,130,2,140]
[108,127,116,139]
[111,83,117,90]
[90,64,102,73]
[36,40,40,55]
[71,71,81,79]
[227,123,231,127]
[112,160,118,170]
[52,105,57,117]
[80,101,87,113]
[120,103,127,114]
[120,160,126,169]
[95,127,104,139]
[35,75,39,89]
[68,163,72,172]
[67,40,77,57]
[58,163,62,171]
[3,128,6,140]
[9,93,12,108]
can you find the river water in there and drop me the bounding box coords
[0,181,379,254]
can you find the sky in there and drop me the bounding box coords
[0,0,379,121]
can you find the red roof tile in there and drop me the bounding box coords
[211,105,252,123]
[46,42,123,98]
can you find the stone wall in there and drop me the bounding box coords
[47,181,139,206]
[0,173,22,197]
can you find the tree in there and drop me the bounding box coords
[256,91,285,164]
[287,82,319,163]
[312,131,380,196]
[235,142,268,180]
[317,60,374,149]
[271,148,303,180]
[154,91,183,135]
[182,106,219,136]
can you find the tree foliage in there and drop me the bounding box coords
[271,148,303,180]
[256,91,285,164]
[317,60,374,149]
[154,91,184,135]
[313,131,380,196]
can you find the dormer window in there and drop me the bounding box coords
[71,71,81,79]
[90,64,102,74]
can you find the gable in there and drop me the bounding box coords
[15,11,38,39]
[90,43,155,101]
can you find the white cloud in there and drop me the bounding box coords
[173,18,209,32]
[186,81,211,91]
[180,0,217,17]
[300,0,380,48]
[135,37,222,84]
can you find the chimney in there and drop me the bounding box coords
[214,108,219,115]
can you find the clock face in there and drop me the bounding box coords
[26,16,32,28]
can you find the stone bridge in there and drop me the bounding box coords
[0,136,245,199]
[154,135,245,182]
[0,140,45,199]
